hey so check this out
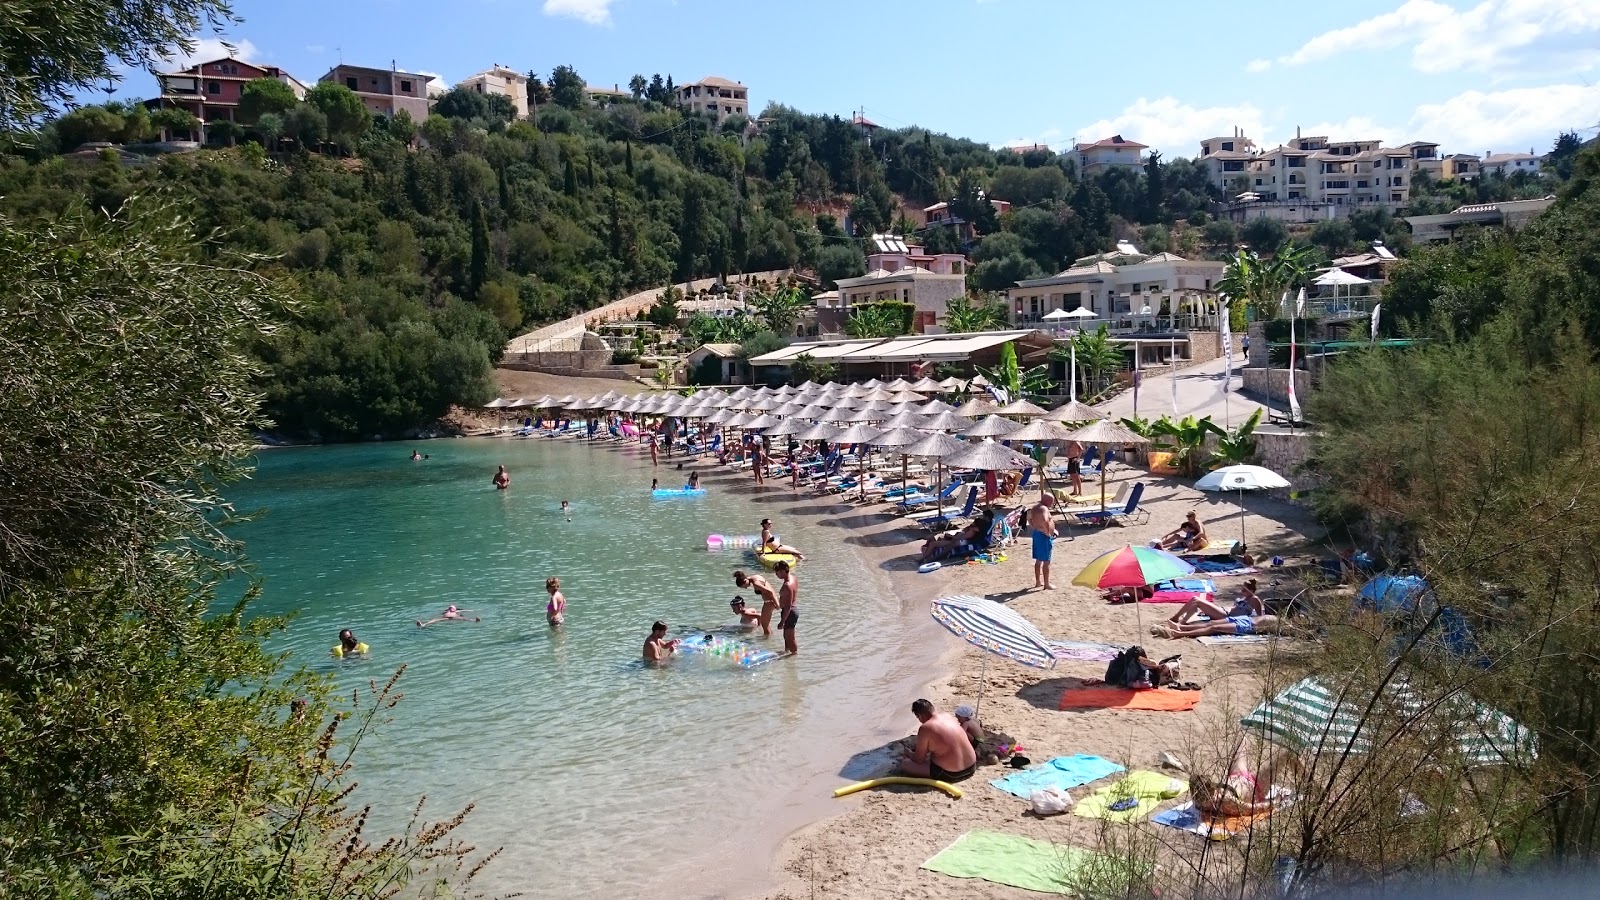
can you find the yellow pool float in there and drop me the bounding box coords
[757,552,799,571]
[832,777,963,799]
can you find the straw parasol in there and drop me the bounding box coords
[960,414,1021,438]
[1062,419,1152,515]
[884,378,913,390]
[996,398,1049,418]
[922,410,972,432]
[484,397,512,409]
[872,425,931,496]
[955,396,1001,418]
[938,376,966,391]
[797,421,843,442]
[880,410,932,429]
[762,417,812,438]
[1044,401,1106,423]
[910,376,946,393]
[831,422,886,500]
[744,413,782,430]
[1006,419,1077,443]
[917,399,959,415]
[944,438,1036,471]
[903,431,971,521]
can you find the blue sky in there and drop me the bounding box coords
[135,0,1599,159]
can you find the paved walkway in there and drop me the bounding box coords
[1094,356,1267,429]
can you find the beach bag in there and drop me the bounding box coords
[1105,646,1150,688]
[1029,787,1073,816]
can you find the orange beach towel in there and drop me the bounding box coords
[1058,686,1201,712]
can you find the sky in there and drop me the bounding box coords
[122,0,1600,159]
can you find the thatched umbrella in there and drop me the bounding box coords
[762,416,812,438]
[1005,419,1079,497]
[744,413,782,430]
[960,414,1021,438]
[945,438,1036,471]
[871,425,929,497]
[923,410,973,432]
[884,378,913,390]
[830,422,885,500]
[880,410,932,429]
[918,398,959,415]
[996,398,1049,418]
[484,397,512,409]
[938,376,966,391]
[903,431,970,521]
[910,376,945,393]
[797,421,843,442]
[1044,401,1106,423]
[955,396,1001,418]
[1062,419,1151,514]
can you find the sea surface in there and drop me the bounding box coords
[228,436,943,898]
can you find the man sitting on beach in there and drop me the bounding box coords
[729,597,763,630]
[644,620,680,663]
[759,518,806,560]
[733,570,779,637]
[417,605,480,627]
[1028,494,1058,590]
[899,699,978,783]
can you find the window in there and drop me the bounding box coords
[950,261,963,274]
[1287,157,1305,168]
[1391,192,1403,202]
[206,81,221,94]
[400,79,412,93]
[1357,180,1369,188]
[1254,178,1263,186]
[345,76,358,90]
[1221,141,1234,152]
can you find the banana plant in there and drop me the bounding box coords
[976,341,1058,404]
[1209,408,1263,467]
[1150,414,1225,477]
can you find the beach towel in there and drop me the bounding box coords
[920,830,1094,895]
[1059,685,1202,712]
[1141,578,1217,604]
[1181,539,1239,559]
[990,754,1125,799]
[1047,640,1122,662]
[1152,801,1274,840]
[1073,771,1187,823]
[1195,634,1276,646]
[1189,560,1260,576]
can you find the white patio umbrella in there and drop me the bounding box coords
[1313,266,1371,316]
[1195,464,1290,549]
[931,594,1076,717]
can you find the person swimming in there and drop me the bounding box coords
[410,450,421,460]
[729,596,762,630]
[560,499,572,520]
[417,604,480,627]
[331,628,369,658]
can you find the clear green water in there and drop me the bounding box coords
[229,436,942,897]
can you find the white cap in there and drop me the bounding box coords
[954,704,975,719]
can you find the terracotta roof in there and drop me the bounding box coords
[691,76,744,88]
[1075,134,1148,150]
[852,114,878,128]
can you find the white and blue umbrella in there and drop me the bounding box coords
[931,594,1077,716]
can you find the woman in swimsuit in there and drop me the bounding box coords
[1190,744,1301,818]
[545,577,566,627]
[493,465,511,490]
[1166,579,1263,625]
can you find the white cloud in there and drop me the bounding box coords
[1075,97,1268,156]
[1275,0,1600,76]
[1245,58,1272,73]
[162,36,260,70]
[542,0,614,25]
[415,71,450,96]
[1408,82,1600,154]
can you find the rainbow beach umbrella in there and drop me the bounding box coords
[1072,544,1194,590]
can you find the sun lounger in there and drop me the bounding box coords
[1070,482,1148,526]
[906,486,979,531]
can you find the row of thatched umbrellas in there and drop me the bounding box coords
[482,379,1148,513]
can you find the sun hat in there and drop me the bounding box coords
[954,704,975,719]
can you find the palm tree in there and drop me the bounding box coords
[944,293,1007,333]
[749,285,809,336]
[1051,324,1123,400]
[845,305,905,338]
[1219,245,1319,320]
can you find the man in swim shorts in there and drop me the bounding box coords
[733,570,779,637]
[1065,440,1083,495]
[1027,494,1058,590]
[774,560,799,655]
[643,620,680,663]
[899,699,978,783]
[493,465,510,490]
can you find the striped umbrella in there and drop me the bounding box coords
[1241,677,1536,767]
[1072,544,1194,589]
[931,594,1077,717]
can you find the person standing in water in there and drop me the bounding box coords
[733,569,779,637]
[686,471,701,490]
[493,465,511,490]
[643,621,680,663]
[545,577,566,627]
[649,431,659,466]
[774,560,799,655]
[560,499,572,520]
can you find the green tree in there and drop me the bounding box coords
[845,304,908,338]
[149,104,198,138]
[1150,414,1224,476]
[304,81,371,150]
[814,242,865,287]
[1548,130,1583,181]
[237,76,297,124]
[468,197,490,300]
[628,74,647,99]
[54,104,125,147]
[550,64,585,109]
[1309,218,1356,256]
[749,284,809,336]
[432,85,516,122]
[645,286,680,327]
[737,329,788,360]
[281,102,326,147]
[1201,218,1236,253]
[1240,216,1289,251]
[790,352,837,385]
[944,293,1007,333]
[1209,407,1262,466]
[1052,323,1123,399]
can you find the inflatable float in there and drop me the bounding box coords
[652,488,706,499]
[678,632,779,668]
[832,777,963,799]
[757,552,799,570]
[706,534,762,551]
[918,561,942,574]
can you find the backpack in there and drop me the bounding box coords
[1105,646,1150,688]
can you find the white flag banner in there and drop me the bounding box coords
[1295,286,1306,317]
[1287,312,1302,423]
[1219,299,1233,395]
[1371,303,1381,341]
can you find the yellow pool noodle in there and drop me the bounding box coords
[832,777,963,799]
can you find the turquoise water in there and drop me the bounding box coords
[229,436,942,897]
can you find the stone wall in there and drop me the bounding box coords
[1255,430,1315,478]
[1242,367,1312,405]
[498,361,644,381]
[1188,330,1223,365]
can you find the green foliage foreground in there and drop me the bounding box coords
[0,200,492,896]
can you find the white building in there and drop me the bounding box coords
[1006,244,1225,328]
[1217,129,1446,222]
[458,65,529,118]
[1074,134,1147,176]
[1480,150,1542,176]
[1197,130,1256,193]
[676,76,748,124]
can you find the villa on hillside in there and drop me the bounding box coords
[1405,196,1557,244]
[1006,242,1226,330]
[676,76,749,124]
[458,65,529,118]
[921,197,1011,243]
[817,234,970,335]
[149,56,308,142]
[320,64,433,120]
[1074,135,1147,176]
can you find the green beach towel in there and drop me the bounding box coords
[920,829,1092,894]
[1073,770,1186,822]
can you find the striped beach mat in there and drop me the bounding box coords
[1240,677,1536,767]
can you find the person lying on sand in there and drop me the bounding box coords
[918,511,995,563]
[729,597,763,630]
[1190,743,1302,818]
[417,605,480,627]
[898,699,978,783]
[1151,612,1284,639]
[1166,579,1264,625]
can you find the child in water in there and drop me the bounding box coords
[561,499,572,520]
[417,605,480,627]
[546,577,566,626]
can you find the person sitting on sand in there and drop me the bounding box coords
[899,699,978,783]
[417,605,480,627]
[545,577,566,627]
[493,465,511,490]
[759,518,806,560]
[729,597,763,630]
[1152,610,1283,640]
[919,510,995,563]
[643,620,680,664]
[1159,511,1208,552]
[1166,579,1264,626]
[953,704,984,746]
[733,570,779,636]
[1190,743,1302,818]
[331,629,369,659]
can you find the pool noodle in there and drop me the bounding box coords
[832,777,963,799]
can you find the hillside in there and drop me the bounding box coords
[0,68,1569,439]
